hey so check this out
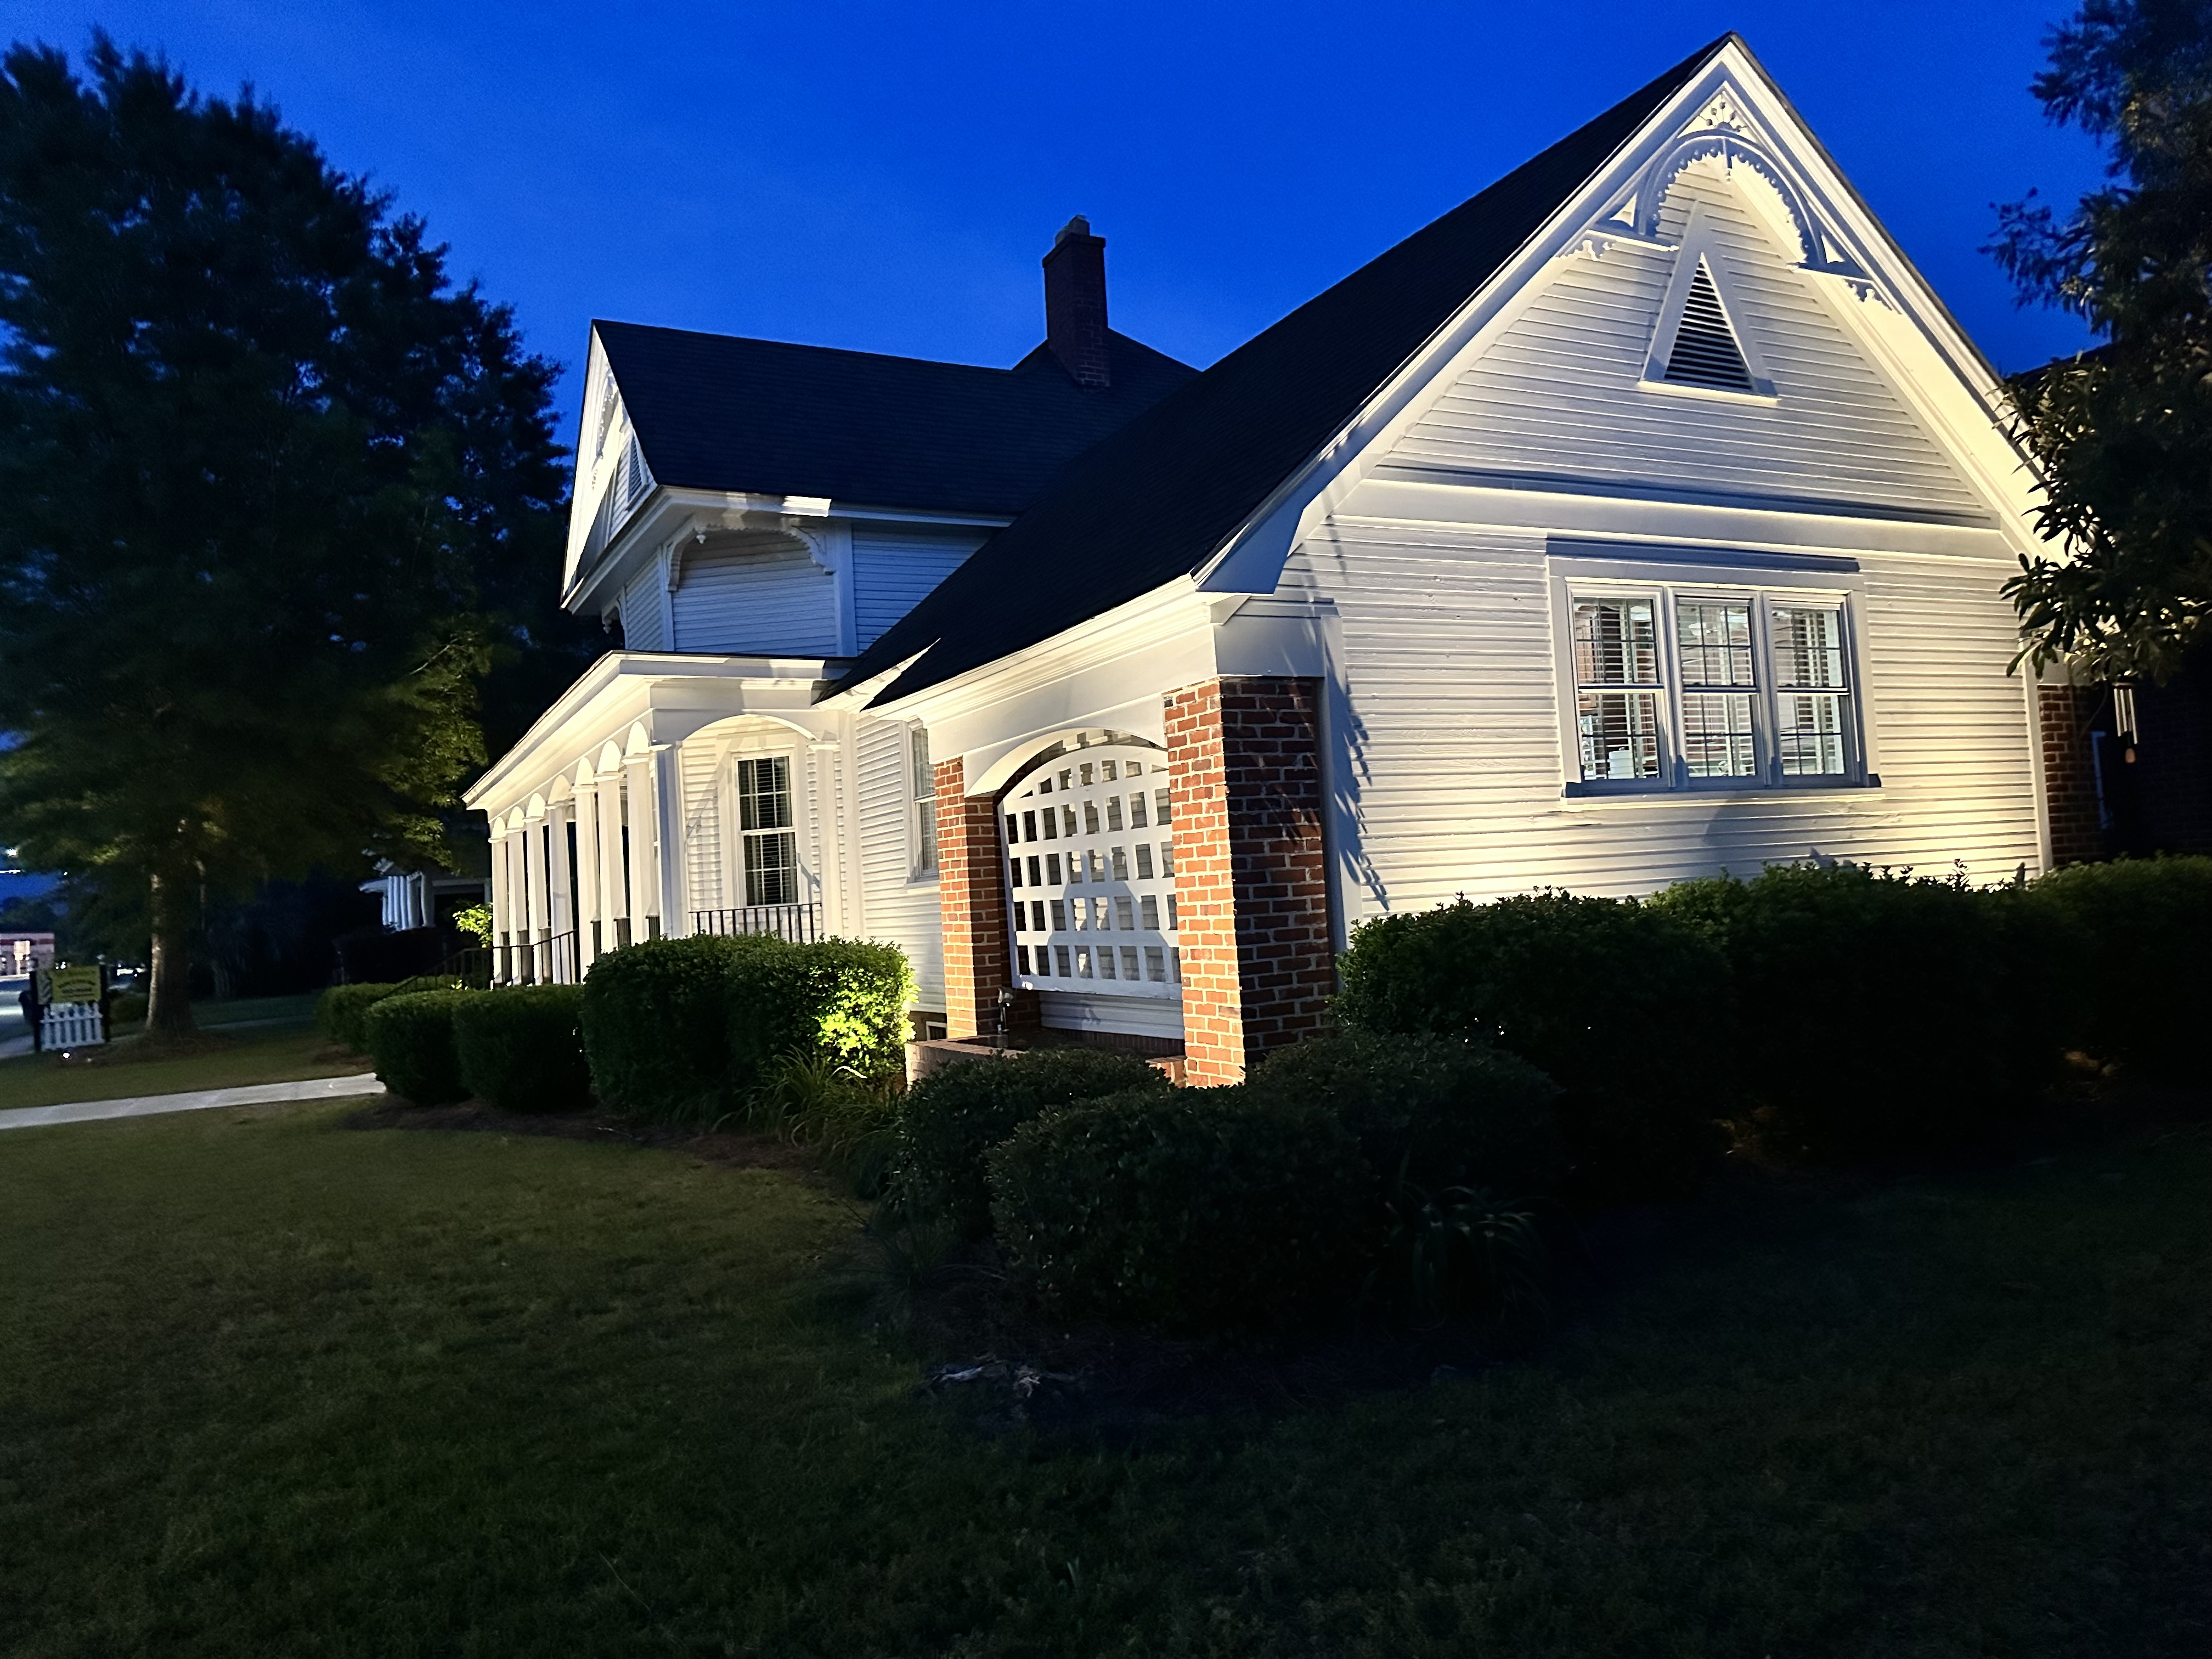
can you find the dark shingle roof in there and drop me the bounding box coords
[595,323,1197,516]
[833,37,1729,704]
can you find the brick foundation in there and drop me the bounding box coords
[2039,684,2105,867]
[934,754,1038,1040]
[1166,676,1335,1085]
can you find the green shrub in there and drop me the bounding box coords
[726,936,916,1095]
[453,985,593,1114]
[988,1085,1370,1330]
[362,989,476,1105]
[578,934,780,1121]
[754,1052,902,1197]
[1336,893,1731,1201]
[1247,1030,1565,1199]
[316,981,402,1052]
[1654,862,2059,1160]
[107,992,148,1026]
[2027,856,2212,1078]
[894,1047,1169,1237]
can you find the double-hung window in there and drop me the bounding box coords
[736,756,799,905]
[1565,584,1861,792]
[910,727,937,877]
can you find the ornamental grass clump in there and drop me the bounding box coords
[453,985,592,1114]
[893,1047,1169,1237]
[1336,891,1730,1201]
[1654,861,2061,1160]
[986,1085,1370,1331]
[362,989,476,1105]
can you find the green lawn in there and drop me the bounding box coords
[0,1000,362,1113]
[1,1103,2205,1657]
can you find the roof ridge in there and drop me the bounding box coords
[831,34,1731,703]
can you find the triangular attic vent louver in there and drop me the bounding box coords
[1664,261,1754,392]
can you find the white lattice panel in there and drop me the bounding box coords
[1001,741,1181,1001]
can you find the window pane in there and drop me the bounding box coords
[1777,693,1849,775]
[743,830,798,905]
[1681,692,1758,777]
[1573,598,1658,685]
[910,729,930,799]
[1577,691,1662,781]
[916,801,935,873]
[736,756,791,832]
[1677,601,1755,686]
[1773,607,1846,688]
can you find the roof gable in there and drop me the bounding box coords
[832,36,1730,704]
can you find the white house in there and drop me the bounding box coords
[469,33,2058,1084]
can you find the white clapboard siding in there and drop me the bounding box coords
[851,527,989,648]
[857,715,945,1007]
[680,743,724,916]
[1280,521,2040,928]
[619,563,667,652]
[1390,165,1986,523]
[672,533,838,655]
[1039,990,1187,1042]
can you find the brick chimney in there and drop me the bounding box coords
[1042,215,1110,389]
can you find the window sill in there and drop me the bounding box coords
[1561,774,1881,804]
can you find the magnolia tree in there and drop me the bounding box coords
[1995,0,2212,681]
[0,37,575,1033]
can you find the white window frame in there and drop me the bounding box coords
[731,752,802,907]
[1549,548,1877,797]
[908,725,938,882]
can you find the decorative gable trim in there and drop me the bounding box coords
[1640,207,1777,400]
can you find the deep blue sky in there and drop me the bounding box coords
[15,3,2104,443]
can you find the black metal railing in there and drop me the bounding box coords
[436,946,495,989]
[494,929,581,985]
[690,903,821,943]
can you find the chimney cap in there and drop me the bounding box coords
[1053,215,1095,247]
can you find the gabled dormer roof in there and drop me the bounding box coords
[593,321,1197,517]
[831,36,1731,704]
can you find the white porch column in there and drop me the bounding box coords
[595,774,627,950]
[488,831,512,979]
[807,736,842,938]
[518,818,542,980]
[547,805,576,981]
[625,751,668,940]
[652,746,685,936]
[574,781,602,969]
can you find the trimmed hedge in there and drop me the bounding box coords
[988,1085,1370,1330]
[362,989,476,1105]
[579,934,781,1120]
[1336,892,1730,1201]
[726,936,916,1094]
[894,1047,1169,1237]
[1654,862,2060,1158]
[2028,855,2212,1079]
[454,985,593,1114]
[1246,1029,1565,1199]
[316,981,402,1052]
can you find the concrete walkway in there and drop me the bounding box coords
[0,1073,383,1132]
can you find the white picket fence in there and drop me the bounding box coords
[42,1002,104,1048]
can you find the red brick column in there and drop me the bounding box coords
[2039,684,2104,867]
[1166,677,1334,1085]
[934,754,1037,1039]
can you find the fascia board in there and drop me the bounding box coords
[1193,63,1724,598]
[862,577,1211,730]
[561,328,614,592]
[1336,473,2017,565]
[464,651,831,812]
